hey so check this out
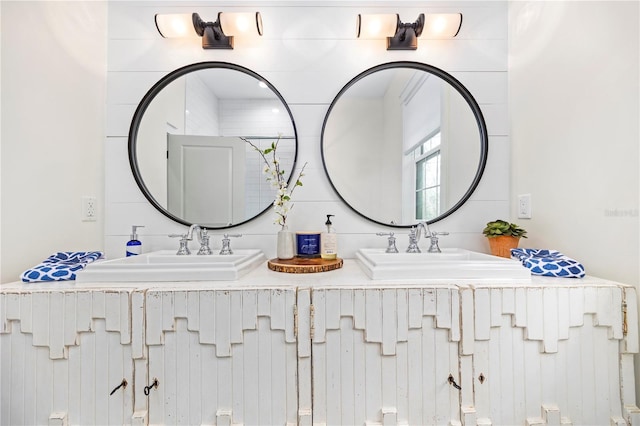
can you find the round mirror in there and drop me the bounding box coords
[129,62,297,228]
[321,61,488,227]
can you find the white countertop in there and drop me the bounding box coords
[0,259,631,293]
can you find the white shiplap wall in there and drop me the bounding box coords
[105,1,508,260]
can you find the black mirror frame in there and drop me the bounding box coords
[128,61,298,229]
[320,61,488,228]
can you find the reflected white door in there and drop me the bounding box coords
[167,135,245,227]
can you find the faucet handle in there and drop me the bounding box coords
[426,231,449,253]
[376,232,399,253]
[219,234,242,255]
[169,234,191,255]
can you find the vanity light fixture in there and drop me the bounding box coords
[155,12,263,49]
[356,13,462,50]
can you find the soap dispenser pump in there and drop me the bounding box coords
[126,225,145,257]
[321,214,337,260]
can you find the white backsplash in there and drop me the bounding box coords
[105,1,509,260]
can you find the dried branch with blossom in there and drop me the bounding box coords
[242,136,307,229]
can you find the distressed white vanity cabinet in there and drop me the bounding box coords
[1,263,638,426]
[0,289,136,425]
[306,286,462,425]
[302,279,639,426]
[0,286,299,426]
[459,283,640,426]
[142,288,298,425]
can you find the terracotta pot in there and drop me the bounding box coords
[487,235,520,258]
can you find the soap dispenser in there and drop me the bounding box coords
[126,225,145,257]
[321,215,337,260]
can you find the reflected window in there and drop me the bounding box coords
[412,131,441,220]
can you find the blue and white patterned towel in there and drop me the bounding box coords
[21,251,103,283]
[510,248,585,278]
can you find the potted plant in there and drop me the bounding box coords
[483,219,527,258]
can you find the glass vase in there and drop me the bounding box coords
[277,225,295,260]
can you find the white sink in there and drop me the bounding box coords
[75,249,266,283]
[355,248,531,281]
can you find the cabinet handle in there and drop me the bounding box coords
[144,378,159,396]
[623,300,628,336]
[109,379,127,396]
[310,304,315,341]
[448,374,461,390]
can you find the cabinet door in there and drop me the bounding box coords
[310,287,462,425]
[0,290,134,425]
[462,285,639,426]
[144,288,298,425]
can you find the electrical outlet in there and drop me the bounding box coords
[518,194,531,219]
[82,196,97,222]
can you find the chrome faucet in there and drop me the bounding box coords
[406,221,430,253]
[406,222,449,253]
[185,224,202,242]
[169,224,212,255]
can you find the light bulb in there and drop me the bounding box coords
[433,17,447,34]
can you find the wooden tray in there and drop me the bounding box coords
[267,257,343,274]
